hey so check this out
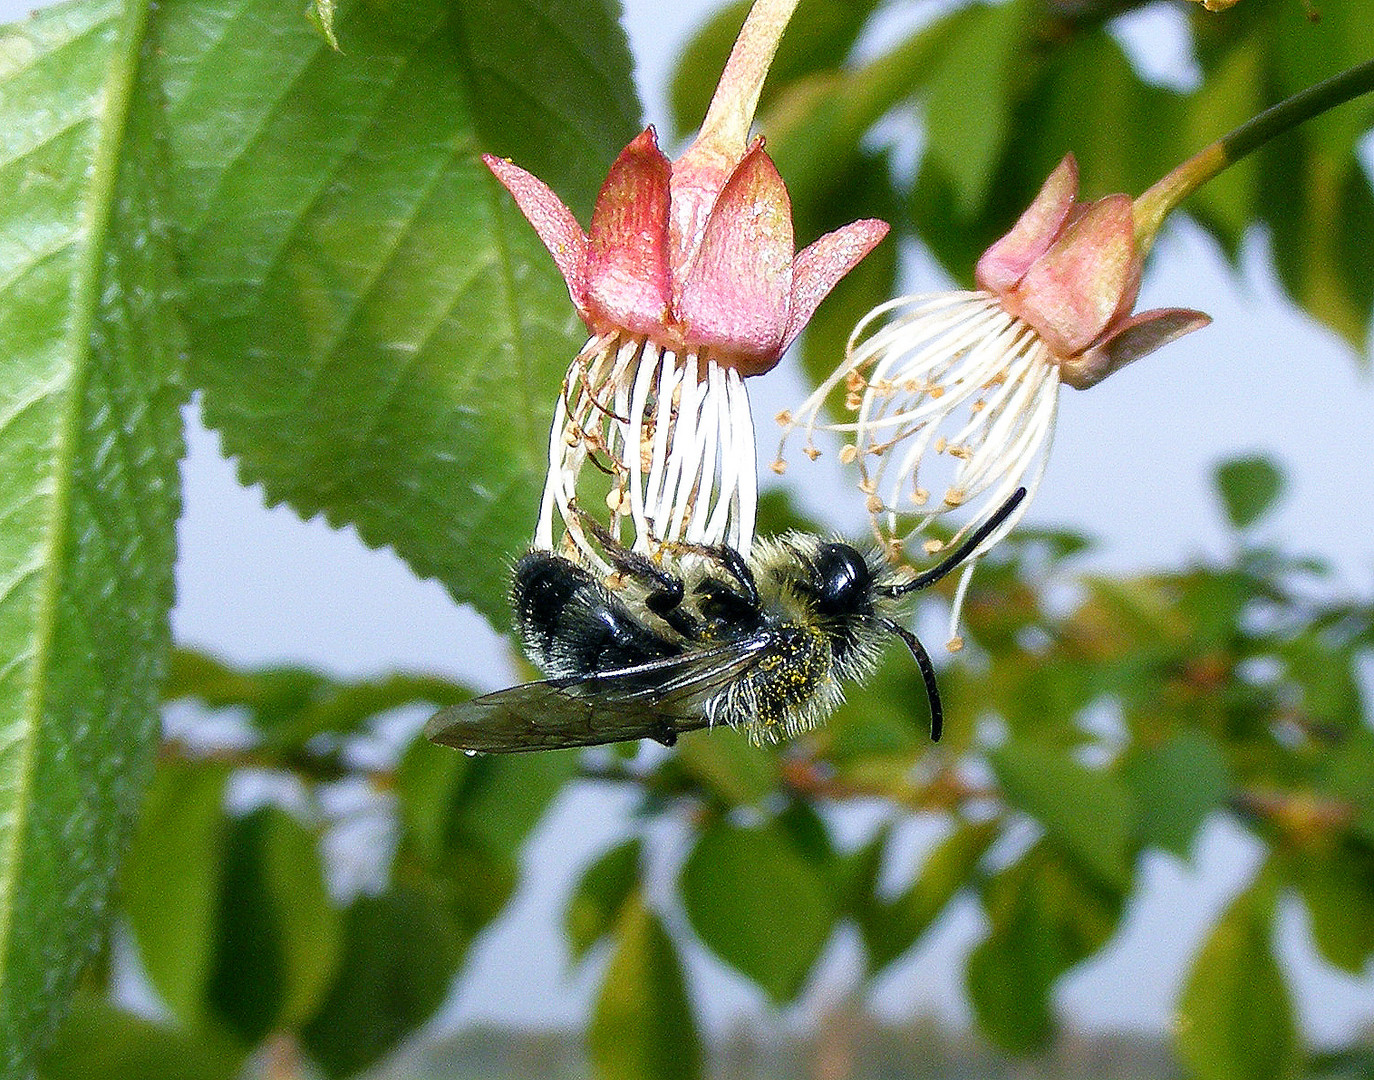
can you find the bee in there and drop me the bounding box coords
[424,488,1026,754]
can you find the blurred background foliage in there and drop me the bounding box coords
[6,0,1372,1075]
[43,455,1374,1080]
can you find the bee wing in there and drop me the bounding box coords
[423,634,776,753]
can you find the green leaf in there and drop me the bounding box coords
[395,734,472,868]
[205,807,342,1041]
[751,487,824,538]
[453,751,580,857]
[151,0,640,626]
[1277,630,1365,733]
[1122,731,1232,858]
[984,654,1096,742]
[909,154,994,291]
[672,727,779,807]
[967,909,1051,1051]
[1077,577,1191,658]
[394,735,562,966]
[680,817,835,1003]
[922,0,1035,217]
[457,1,639,223]
[0,0,183,1068]
[205,811,287,1044]
[966,841,1123,1054]
[120,761,230,1027]
[762,19,944,223]
[426,835,519,950]
[913,23,1188,290]
[256,808,342,1027]
[856,821,995,976]
[1173,568,1253,652]
[1305,1045,1374,1080]
[776,800,837,874]
[1272,0,1374,163]
[1293,842,1374,975]
[163,649,282,707]
[262,672,471,750]
[165,650,472,749]
[566,838,643,964]
[588,892,701,1080]
[300,882,466,1079]
[36,997,245,1080]
[1014,29,1186,202]
[1215,456,1285,531]
[1177,879,1303,1080]
[1263,137,1374,358]
[825,646,934,761]
[989,741,1134,889]
[163,650,328,727]
[1189,3,1374,359]
[1319,727,1374,845]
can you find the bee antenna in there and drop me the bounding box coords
[882,618,942,742]
[877,487,1026,599]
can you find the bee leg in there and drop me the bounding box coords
[650,718,678,748]
[662,541,759,609]
[573,512,705,640]
[644,583,705,641]
[662,541,761,634]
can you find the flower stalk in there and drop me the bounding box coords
[1133,54,1374,255]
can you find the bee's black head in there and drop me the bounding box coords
[808,543,874,619]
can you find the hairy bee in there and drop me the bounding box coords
[424,489,1026,754]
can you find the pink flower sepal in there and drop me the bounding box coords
[485,127,888,377]
[975,154,1210,390]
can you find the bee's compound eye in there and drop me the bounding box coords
[810,544,872,617]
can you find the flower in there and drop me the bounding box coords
[977,154,1211,393]
[484,0,888,569]
[777,153,1210,647]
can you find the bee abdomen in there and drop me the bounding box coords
[512,552,679,679]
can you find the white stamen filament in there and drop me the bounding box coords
[702,364,735,544]
[626,338,661,545]
[643,346,682,529]
[689,365,723,540]
[729,369,757,551]
[661,352,701,542]
[777,291,1062,644]
[536,332,759,572]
